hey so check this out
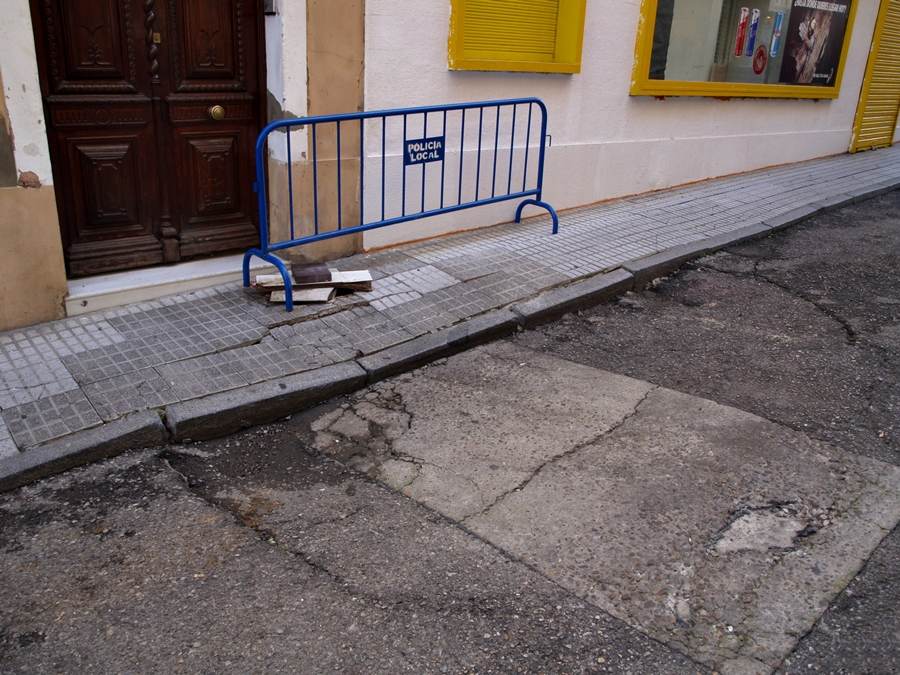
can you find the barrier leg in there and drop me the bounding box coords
[243,250,295,311]
[516,199,559,235]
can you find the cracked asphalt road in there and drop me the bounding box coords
[1,192,898,675]
[514,191,900,674]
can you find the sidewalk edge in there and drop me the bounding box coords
[0,410,168,493]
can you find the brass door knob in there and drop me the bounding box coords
[207,105,226,121]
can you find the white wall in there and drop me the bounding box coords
[266,0,309,162]
[0,0,53,185]
[359,0,881,250]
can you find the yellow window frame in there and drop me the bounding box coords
[449,0,588,74]
[630,0,860,99]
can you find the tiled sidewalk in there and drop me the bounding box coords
[2,147,899,464]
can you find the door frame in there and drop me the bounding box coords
[27,0,270,277]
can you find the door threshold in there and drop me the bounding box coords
[65,253,284,317]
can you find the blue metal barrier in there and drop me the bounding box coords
[243,98,558,310]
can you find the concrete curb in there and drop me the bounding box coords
[510,269,634,329]
[702,221,773,251]
[763,204,825,232]
[165,362,367,442]
[622,240,712,291]
[0,410,168,493]
[359,309,521,383]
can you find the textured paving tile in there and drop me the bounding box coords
[422,283,500,319]
[108,294,268,348]
[220,337,306,384]
[82,368,180,422]
[0,319,124,362]
[271,320,359,369]
[430,249,523,281]
[357,275,421,310]
[462,259,569,305]
[345,249,424,276]
[380,296,459,336]
[155,354,250,401]
[1,390,102,449]
[0,420,17,458]
[62,342,153,386]
[321,306,415,355]
[391,265,460,294]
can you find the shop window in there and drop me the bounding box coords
[449,0,588,74]
[632,0,858,98]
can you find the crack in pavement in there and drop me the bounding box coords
[460,383,660,525]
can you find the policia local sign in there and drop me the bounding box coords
[404,136,445,165]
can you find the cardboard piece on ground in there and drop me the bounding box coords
[255,269,373,293]
[269,287,336,304]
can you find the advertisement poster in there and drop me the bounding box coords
[778,0,852,85]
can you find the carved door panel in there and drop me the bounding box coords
[30,0,261,277]
[162,0,260,258]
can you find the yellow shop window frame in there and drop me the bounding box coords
[449,0,588,74]
[631,0,860,99]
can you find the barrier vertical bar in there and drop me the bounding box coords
[475,108,484,201]
[421,112,427,213]
[440,110,447,208]
[491,105,500,198]
[312,123,319,235]
[507,105,517,196]
[402,114,407,217]
[381,117,386,222]
[287,125,295,240]
[458,109,466,206]
[337,120,343,230]
[359,118,365,226]
[523,103,533,193]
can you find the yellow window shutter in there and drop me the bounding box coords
[449,0,587,74]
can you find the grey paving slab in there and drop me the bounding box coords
[217,283,361,328]
[0,366,79,411]
[155,353,250,401]
[220,337,306,384]
[391,265,460,294]
[344,248,425,276]
[62,341,154,386]
[0,318,124,361]
[271,320,360,369]
[0,421,16,459]
[107,293,268,348]
[321,306,416,355]
[421,283,500,320]
[379,295,460,335]
[82,368,180,422]
[357,275,421,310]
[463,269,549,305]
[1,389,102,449]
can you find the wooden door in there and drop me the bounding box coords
[30,0,262,277]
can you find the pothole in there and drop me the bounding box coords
[714,508,809,553]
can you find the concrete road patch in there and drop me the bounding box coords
[308,342,900,675]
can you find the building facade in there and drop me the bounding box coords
[1,0,898,331]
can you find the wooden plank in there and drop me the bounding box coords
[268,287,336,304]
